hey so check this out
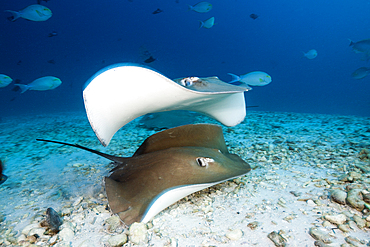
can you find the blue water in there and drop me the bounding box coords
[1,0,370,117]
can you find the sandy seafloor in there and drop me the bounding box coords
[0,110,369,246]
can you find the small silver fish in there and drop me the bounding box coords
[351,67,370,80]
[0,74,12,88]
[5,4,52,22]
[228,71,272,89]
[15,76,62,93]
[199,17,215,29]
[188,2,212,13]
[349,39,370,61]
[303,49,317,59]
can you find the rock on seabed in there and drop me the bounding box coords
[108,234,127,246]
[129,222,148,245]
[226,229,243,240]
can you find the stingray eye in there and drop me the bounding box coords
[180,78,193,87]
[180,77,200,87]
[196,157,214,168]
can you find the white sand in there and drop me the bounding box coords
[0,111,369,246]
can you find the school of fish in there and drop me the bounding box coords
[2,0,368,101]
[2,4,61,94]
[349,39,370,80]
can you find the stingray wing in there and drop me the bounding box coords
[133,124,229,156]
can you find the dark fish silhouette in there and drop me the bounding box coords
[12,79,21,93]
[139,45,156,63]
[47,59,56,64]
[37,0,50,3]
[37,124,251,225]
[250,14,258,20]
[12,86,20,92]
[152,8,163,14]
[48,31,58,37]
[144,56,156,63]
[0,160,8,185]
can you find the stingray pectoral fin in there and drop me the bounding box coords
[133,124,229,156]
[141,182,218,223]
[184,92,246,127]
[84,63,197,146]
[83,63,248,146]
[117,210,140,226]
[105,177,131,213]
[105,177,142,225]
[0,175,8,185]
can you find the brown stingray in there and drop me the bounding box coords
[0,160,7,185]
[37,124,251,225]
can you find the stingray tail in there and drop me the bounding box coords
[227,73,241,83]
[5,10,21,21]
[36,139,127,164]
[14,84,29,93]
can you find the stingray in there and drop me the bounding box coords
[0,160,8,185]
[37,124,251,225]
[83,63,250,146]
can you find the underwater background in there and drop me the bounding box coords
[0,0,370,117]
[1,1,370,246]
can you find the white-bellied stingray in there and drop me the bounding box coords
[37,124,251,225]
[83,63,250,146]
